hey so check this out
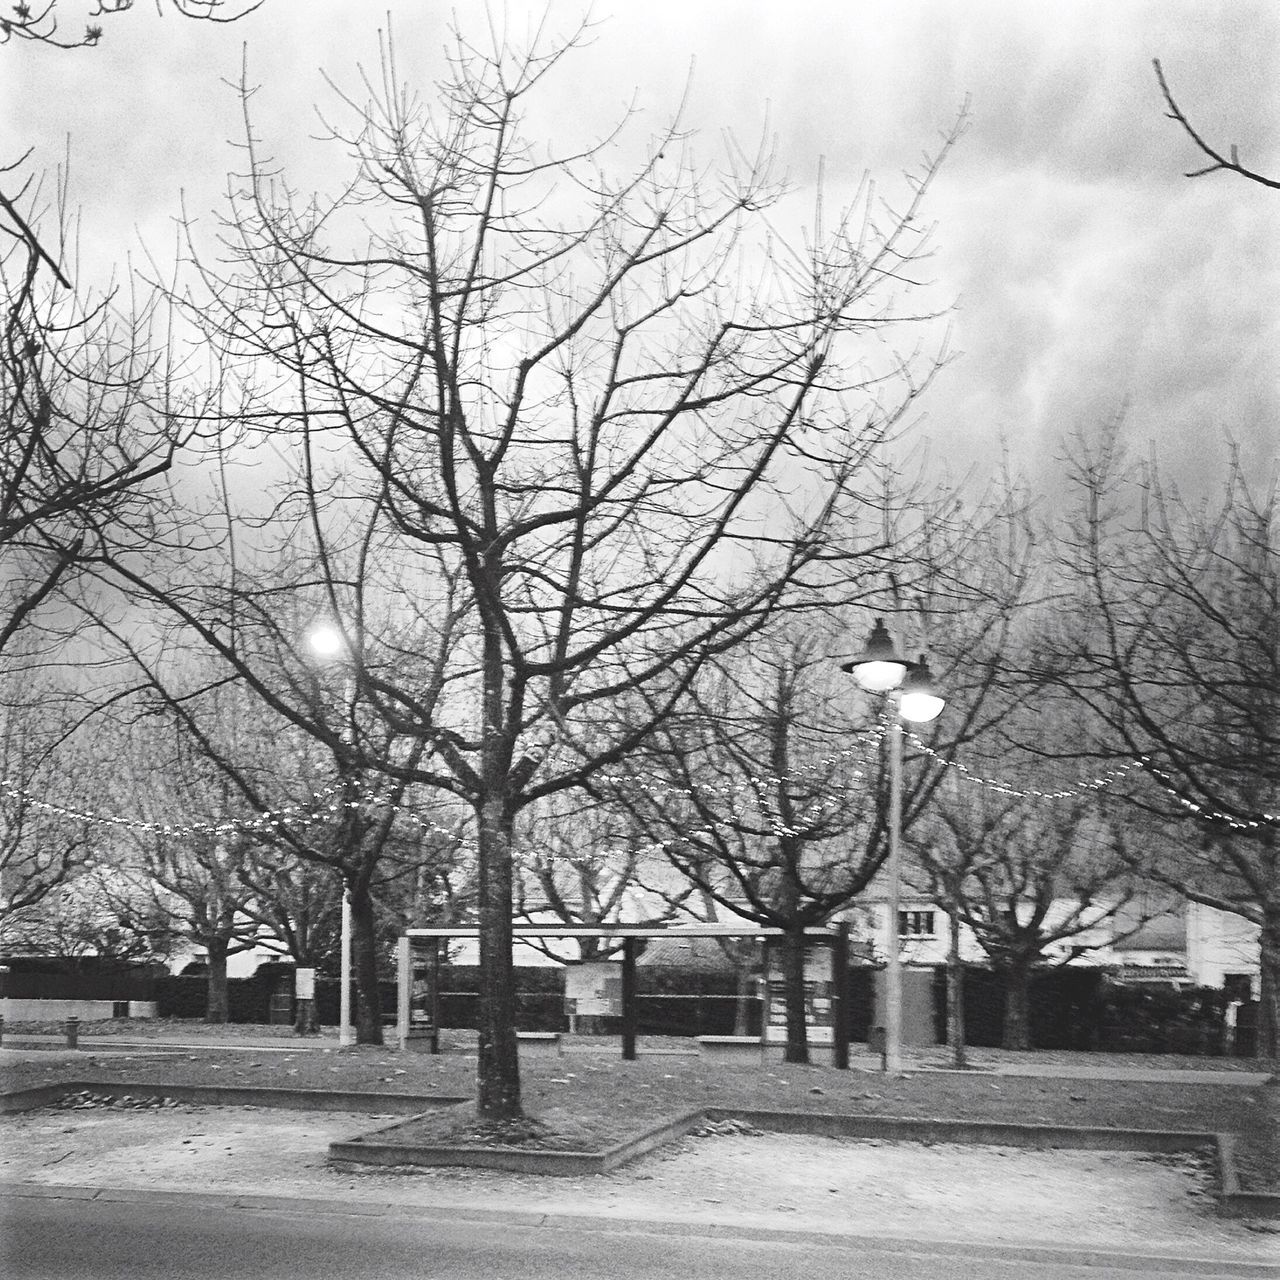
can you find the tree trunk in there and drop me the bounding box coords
[476,794,521,1120]
[205,938,229,1024]
[1258,907,1280,1062]
[350,884,384,1046]
[294,998,319,1035]
[1001,958,1033,1051]
[781,928,810,1064]
[946,907,967,1069]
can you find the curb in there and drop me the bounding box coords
[0,1080,468,1116]
[712,1108,1217,1152]
[1217,1133,1280,1220]
[0,1181,1275,1275]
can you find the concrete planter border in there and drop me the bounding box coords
[3,1080,1276,1218]
[330,1105,706,1176]
[0,1080,467,1116]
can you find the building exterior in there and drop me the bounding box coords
[844,894,1261,997]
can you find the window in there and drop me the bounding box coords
[898,910,936,938]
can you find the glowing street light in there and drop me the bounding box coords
[843,618,946,1074]
[308,622,355,1049]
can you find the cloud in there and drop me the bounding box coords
[4,0,1276,501]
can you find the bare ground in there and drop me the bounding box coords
[2,1100,1276,1262]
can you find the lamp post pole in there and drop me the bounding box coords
[339,880,354,1048]
[843,616,945,1077]
[885,715,904,1075]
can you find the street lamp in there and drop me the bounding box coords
[843,618,945,1074]
[307,622,355,1049]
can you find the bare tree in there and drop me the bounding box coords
[88,633,471,1042]
[1153,59,1279,190]
[13,856,180,961]
[912,782,1148,1050]
[514,790,691,966]
[111,720,267,1022]
[0,153,188,657]
[1047,432,1280,1059]
[95,16,963,1118]
[0,674,90,946]
[1,0,262,50]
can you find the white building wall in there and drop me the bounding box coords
[1185,901,1261,994]
[843,896,1260,990]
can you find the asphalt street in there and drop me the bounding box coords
[5,1192,1276,1280]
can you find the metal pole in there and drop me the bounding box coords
[832,923,850,1070]
[395,934,411,1052]
[339,882,354,1048]
[621,937,638,1061]
[338,670,356,1050]
[886,717,903,1074]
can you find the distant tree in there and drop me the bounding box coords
[106,715,269,1022]
[513,790,691,966]
[95,644,470,1042]
[0,674,90,947]
[622,632,887,1063]
[1,0,262,50]
[1048,433,1280,1060]
[912,781,1148,1050]
[620,471,1039,1062]
[1153,58,1278,190]
[13,857,180,962]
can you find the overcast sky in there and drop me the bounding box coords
[7,0,1278,502]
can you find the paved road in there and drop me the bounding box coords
[5,1192,1276,1280]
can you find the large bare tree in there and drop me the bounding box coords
[95,17,962,1118]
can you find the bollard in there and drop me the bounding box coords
[64,1016,79,1050]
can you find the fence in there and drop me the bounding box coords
[0,970,157,1002]
[26,957,1256,1056]
[929,964,1256,1056]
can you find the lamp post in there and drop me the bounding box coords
[843,618,945,1074]
[308,622,356,1049]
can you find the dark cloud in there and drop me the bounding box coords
[6,0,1276,499]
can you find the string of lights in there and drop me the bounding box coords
[6,725,1276,839]
[904,731,1141,799]
[1136,758,1280,830]
[0,775,468,843]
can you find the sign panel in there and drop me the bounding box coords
[295,967,316,1001]
[762,943,833,1044]
[565,961,622,1017]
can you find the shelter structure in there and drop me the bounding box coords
[396,923,853,1066]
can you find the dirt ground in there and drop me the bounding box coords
[2,1102,1276,1264]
